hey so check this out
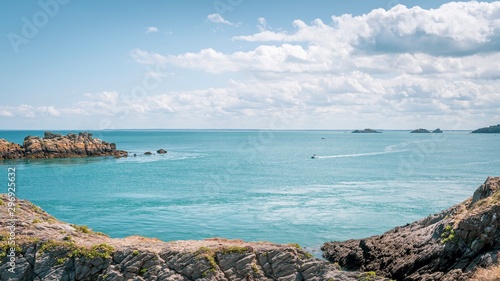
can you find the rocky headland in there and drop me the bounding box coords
[322,177,500,281]
[0,132,127,160]
[471,124,500,134]
[0,196,390,281]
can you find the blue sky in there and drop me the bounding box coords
[1,0,499,130]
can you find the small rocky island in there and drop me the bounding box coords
[1,178,499,280]
[0,131,127,159]
[352,129,381,133]
[410,128,443,133]
[471,124,500,134]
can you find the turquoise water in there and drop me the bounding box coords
[1,130,499,254]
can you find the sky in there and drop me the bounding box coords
[1,0,500,130]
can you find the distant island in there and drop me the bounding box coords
[351,128,381,133]
[411,128,443,133]
[471,124,500,133]
[0,131,128,160]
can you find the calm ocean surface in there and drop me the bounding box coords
[1,130,499,254]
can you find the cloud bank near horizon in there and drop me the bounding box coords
[2,2,500,129]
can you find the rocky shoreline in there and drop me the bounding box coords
[0,176,499,280]
[0,195,390,281]
[0,132,128,160]
[322,177,500,281]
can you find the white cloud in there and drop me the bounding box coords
[207,13,238,26]
[145,26,159,34]
[37,106,60,117]
[234,2,500,56]
[0,109,13,117]
[122,1,500,129]
[4,2,500,129]
[257,17,268,31]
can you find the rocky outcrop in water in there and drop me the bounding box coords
[0,139,24,159]
[352,129,381,133]
[471,124,500,133]
[0,131,127,159]
[0,195,391,281]
[322,177,500,281]
[410,129,431,133]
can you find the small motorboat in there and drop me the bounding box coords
[311,154,317,159]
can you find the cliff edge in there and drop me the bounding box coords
[322,177,500,281]
[0,196,389,281]
[0,132,127,159]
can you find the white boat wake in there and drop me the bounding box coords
[314,149,407,159]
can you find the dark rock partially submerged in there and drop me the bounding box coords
[471,124,500,134]
[322,177,500,281]
[157,149,167,154]
[0,131,128,159]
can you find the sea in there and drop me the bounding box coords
[1,130,499,256]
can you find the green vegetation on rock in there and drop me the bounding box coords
[441,225,456,244]
[357,271,377,281]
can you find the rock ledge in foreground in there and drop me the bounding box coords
[322,177,500,281]
[0,195,390,281]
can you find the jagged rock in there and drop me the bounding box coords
[43,131,62,139]
[352,129,382,133]
[0,195,390,281]
[157,149,167,154]
[322,177,500,281]
[0,132,127,159]
[410,128,431,133]
[0,139,24,159]
[471,124,500,133]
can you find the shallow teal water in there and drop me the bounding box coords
[1,130,499,254]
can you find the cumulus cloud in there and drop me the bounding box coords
[145,26,159,33]
[234,2,500,56]
[207,13,238,26]
[122,2,498,128]
[4,2,500,129]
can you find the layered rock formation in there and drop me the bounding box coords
[0,196,390,281]
[0,132,127,159]
[322,177,500,281]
